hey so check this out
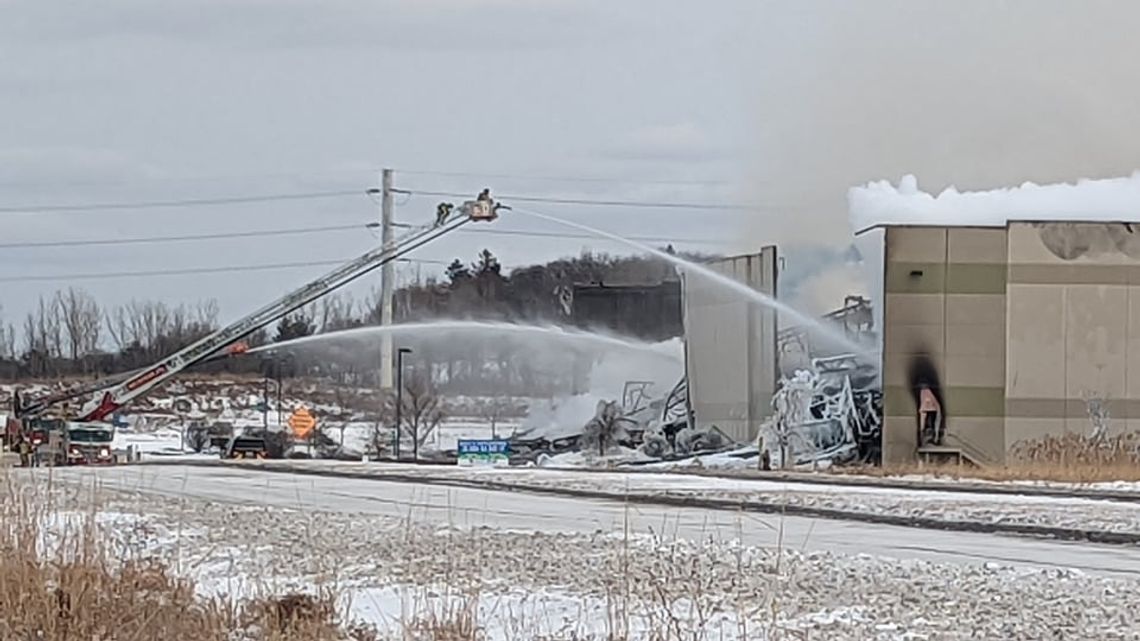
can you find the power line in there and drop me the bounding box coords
[0,223,369,250]
[0,219,717,251]
[0,189,365,214]
[0,168,374,190]
[391,188,756,211]
[1,224,712,281]
[396,168,730,186]
[457,227,723,246]
[0,256,450,284]
[0,165,734,190]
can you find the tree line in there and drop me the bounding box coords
[0,248,697,394]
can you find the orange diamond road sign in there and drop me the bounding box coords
[288,407,316,438]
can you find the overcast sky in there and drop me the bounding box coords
[4,1,1140,333]
[0,0,759,331]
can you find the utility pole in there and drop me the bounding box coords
[379,168,395,392]
[395,347,412,461]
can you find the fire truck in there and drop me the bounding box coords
[40,422,117,466]
[5,194,501,463]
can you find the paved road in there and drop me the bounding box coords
[47,464,1140,579]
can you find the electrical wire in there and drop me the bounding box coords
[457,227,723,246]
[391,188,756,211]
[1,217,717,250]
[395,168,731,186]
[0,223,368,250]
[0,257,450,283]
[0,189,365,214]
[0,221,711,281]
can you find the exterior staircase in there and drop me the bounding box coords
[917,433,991,467]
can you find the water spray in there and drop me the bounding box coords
[250,319,684,362]
[512,208,873,356]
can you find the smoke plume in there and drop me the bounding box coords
[743,0,1140,261]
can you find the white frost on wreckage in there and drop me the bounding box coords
[759,354,881,469]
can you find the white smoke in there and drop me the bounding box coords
[743,0,1140,294]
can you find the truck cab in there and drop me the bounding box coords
[54,422,116,465]
[29,417,66,449]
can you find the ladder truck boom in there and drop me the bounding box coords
[12,341,247,419]
[14,195,501,423]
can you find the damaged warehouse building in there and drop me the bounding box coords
[519,247,881,467]
[528,176,1140,469]
[664,248,881,467]
[692,178,1140,468]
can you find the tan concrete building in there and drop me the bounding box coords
[880,221,1140,464]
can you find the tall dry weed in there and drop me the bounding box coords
[0,474,370,640]
[841,432,1140,484]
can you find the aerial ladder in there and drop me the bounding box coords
[9,192,503,431]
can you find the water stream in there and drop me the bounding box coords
[252,320,683,363]
[513,207,872,356]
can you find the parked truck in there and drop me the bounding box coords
[43,422,116,466]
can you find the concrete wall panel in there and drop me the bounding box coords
[1064,285,1128,401]
[949,228,1007,263]
[882,350,942,388]
[883,227,1008,464]
[884,293,944,326]
[1005,417,1066,453]
[945,294,1006,326]
[883,323,947,358]
[883,416,917,464]
[945,323,1005,358]
[944,355,1006,388]
[1065,415,1128,437]
[1006,284,1066,399]
[946,417,1005,463]
[683,248,778,443]
[1128,287,1140,400]
[886,227,947,262]
[1010,221,1140,266]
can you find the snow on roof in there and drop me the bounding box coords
[848,173,1140,234]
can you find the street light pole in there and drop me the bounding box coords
[261,376,269,430]
[275,357,284,425]
[395,347,412,461]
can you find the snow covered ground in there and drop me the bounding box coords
[29,464,1140,639]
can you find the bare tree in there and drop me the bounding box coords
[26,297,62,356]
[368,422,391,458]
[362,286,383,325]
[106,299,171,357]
[57,288,102,365]
[315,292,357,333]
[21,296,63,377]
[388,372,445,452]
[479,396,515,439]
[0,304,16,360]
[104,305,129,353]
[367,391,394,458]
[1,323,14,361]
[193,299,220,329]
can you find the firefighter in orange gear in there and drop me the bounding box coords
[918,386,943,446]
